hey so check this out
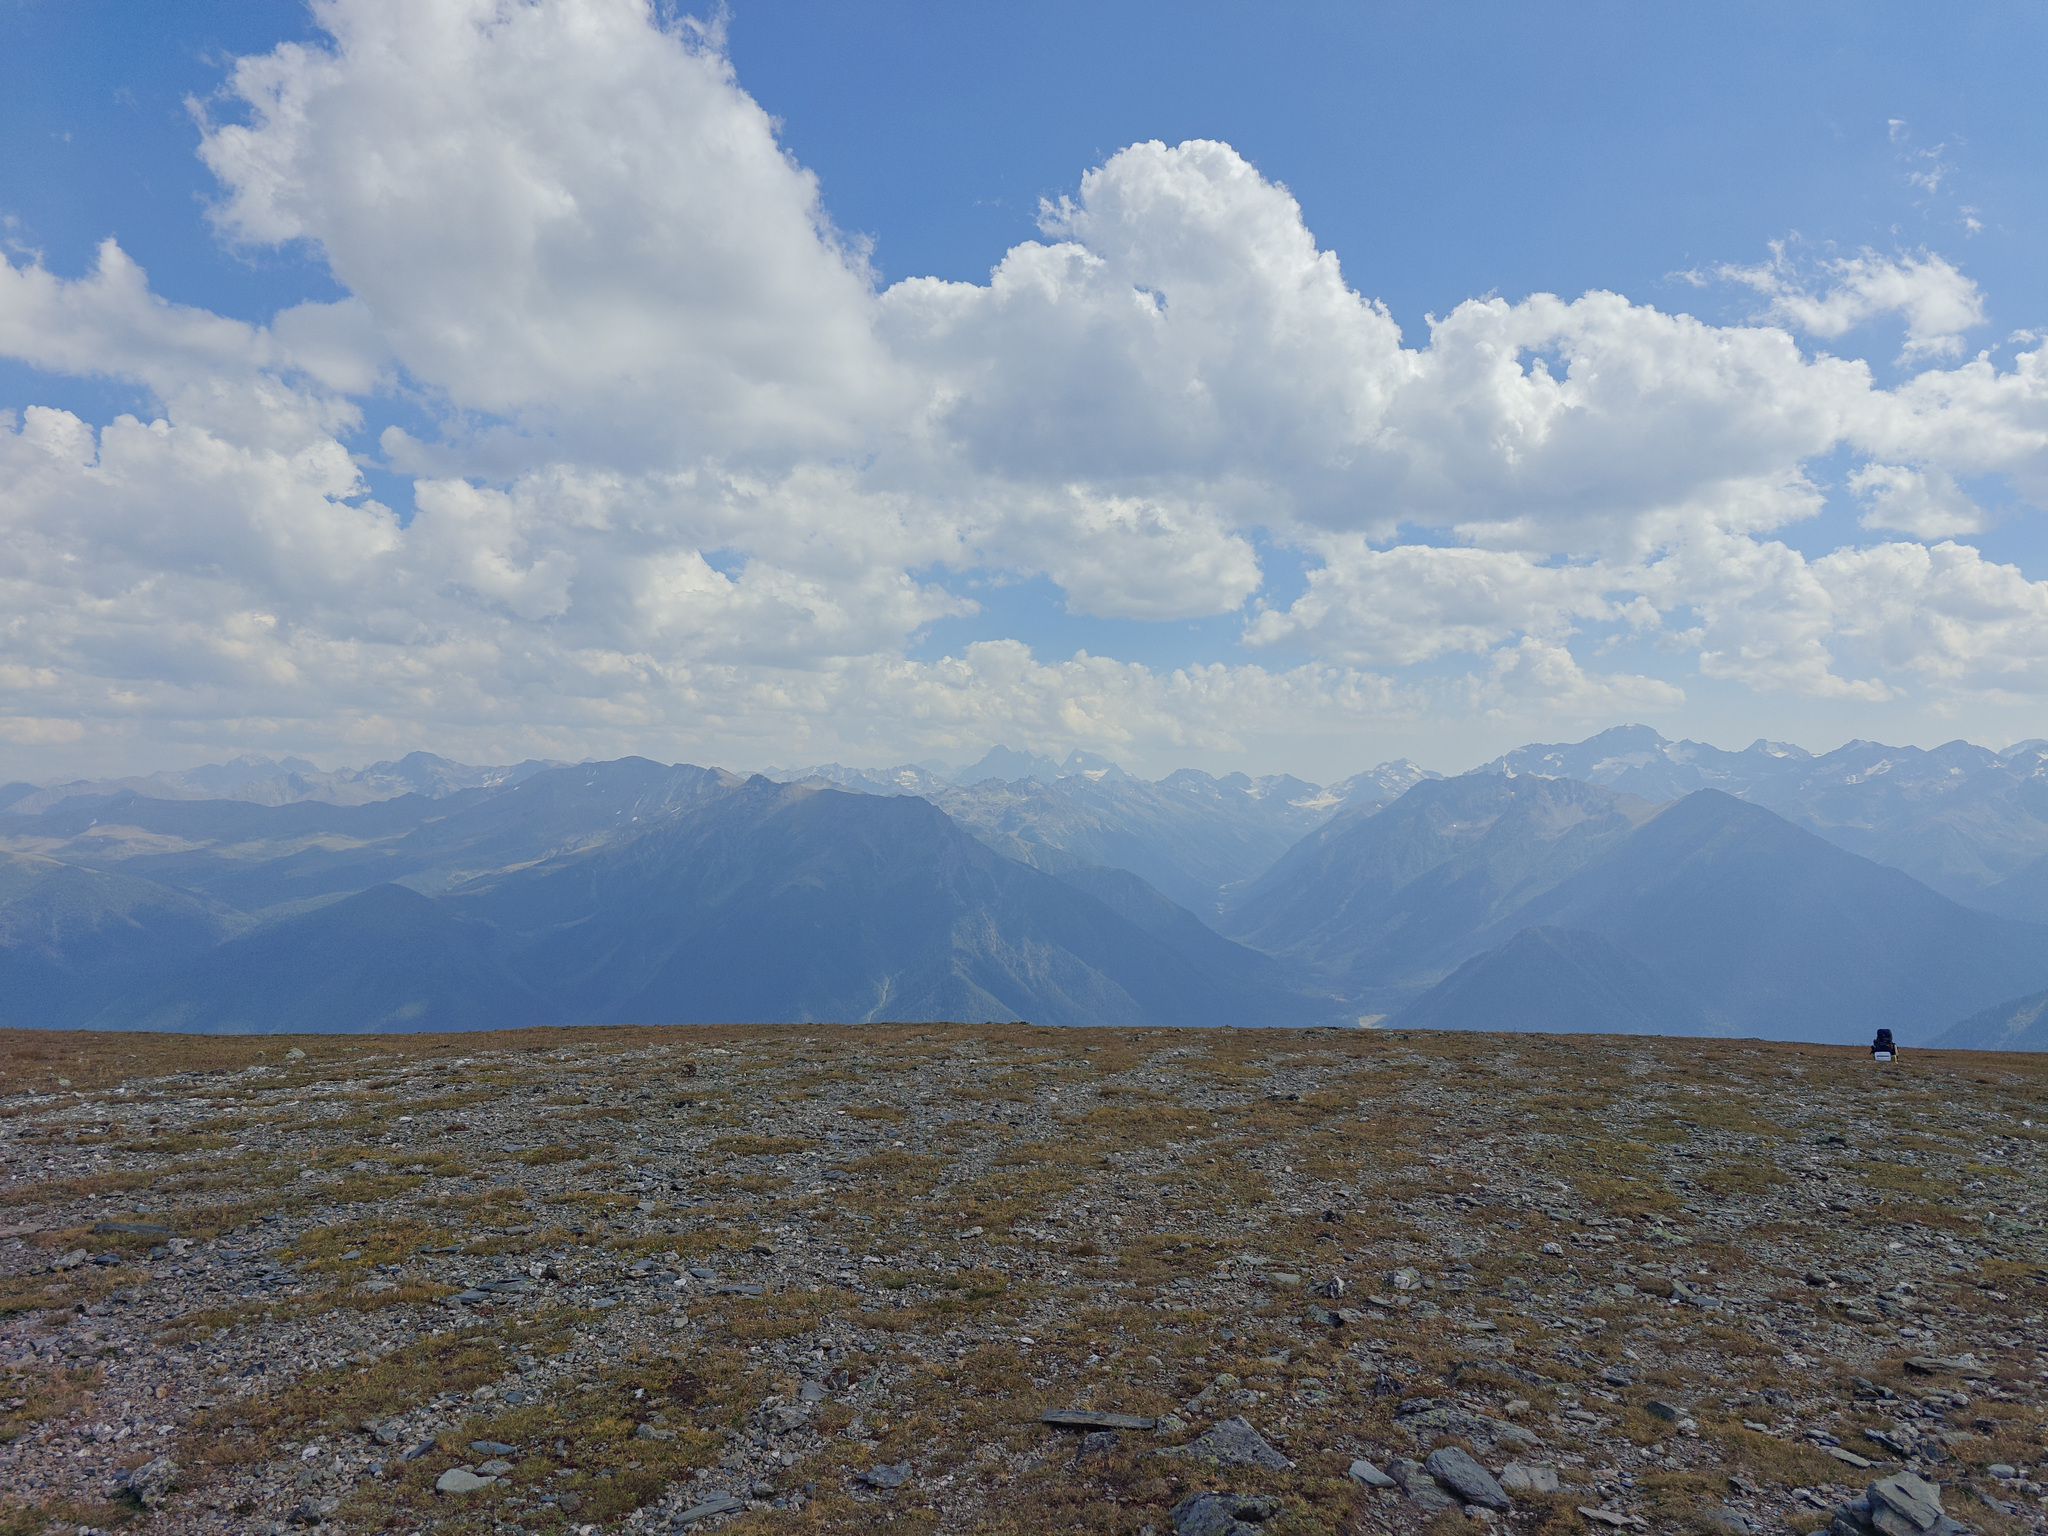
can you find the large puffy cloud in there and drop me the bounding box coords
[1871,346,2048,502]
[1469,639,1685,721]
[0,240,371,449]
[1714,245,1987,363]
[4,0,2048,778]
[881,139,1411,504]
[1244,542,1628,667]
[1849,463,1985,538]
[1813,540,2048,697]
[194,0,900,466]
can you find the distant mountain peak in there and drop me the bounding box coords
[955,745,1067,785]
[1307,759,1440,814]
[1059,749,1130,782]
[1469,726,1824,802]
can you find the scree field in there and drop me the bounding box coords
[0,1026,2043,1536]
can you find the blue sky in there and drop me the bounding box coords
[3,1,2047,779]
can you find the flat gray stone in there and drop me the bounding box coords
[435,1468,495,1494]
[1347,1458,1395,1488]
[1901,1357,1992,1379]
[1500,1462,1561,1494]
[1579,1508,1646,1529]
[477,1459,514,1476]
[677,1492,744,1524]
[1157,1415,1288,1470]
[469,1440,516,1456]
[1699,1506,1751,1535]
[1426,1446,1511,1511]
[1042,1408,1158,1431]
[1867,1472,1945,1532]
[856,1461,911,1489]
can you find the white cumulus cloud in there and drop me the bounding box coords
[1,0,2047,779]
[1713,242,1987,362]
[1849,463,1986,538]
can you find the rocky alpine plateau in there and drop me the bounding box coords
[0,1022,2043,1536]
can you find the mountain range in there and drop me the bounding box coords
[0,768,1332,1033]
[8,726,2048,1045]
[1478,724,2048,916]
[0,749,560,815]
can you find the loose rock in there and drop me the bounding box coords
[1500,1462,1561,1493]
[112,1454,177,1508]
[1168,1491,1282,1536]
[1043,1408,1158,1431]
[676,1491,745,1524]
[1387,1457,1457,1512]
[1157,1416,1289,1471]
[1425,1446,1512,1511]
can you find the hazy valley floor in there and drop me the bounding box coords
[1,1025,2043,1536]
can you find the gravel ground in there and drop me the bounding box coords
[0,1022,2043,1536]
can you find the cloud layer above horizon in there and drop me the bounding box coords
[4,0,2047,776]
